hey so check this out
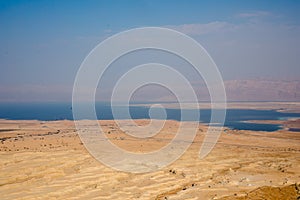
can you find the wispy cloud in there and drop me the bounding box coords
[237,11,271,18]
[164,21,236,36]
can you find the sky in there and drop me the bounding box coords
[0,0,300,102]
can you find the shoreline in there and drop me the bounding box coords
[131,101,300,111]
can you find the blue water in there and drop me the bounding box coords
[0,102,300,132]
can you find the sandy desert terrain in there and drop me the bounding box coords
[0,118,299,200]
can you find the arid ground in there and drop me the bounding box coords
[0,114,299,199]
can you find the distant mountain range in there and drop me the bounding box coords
[1,79,299,102]
[129,79,300,102]
[224,79,300,101]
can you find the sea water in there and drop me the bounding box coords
[0,102,299,132]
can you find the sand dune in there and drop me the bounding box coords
[0,119,299,199]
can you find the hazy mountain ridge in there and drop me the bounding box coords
[144,79,300,102]
[225,79,300,101]
[0,79,299,102]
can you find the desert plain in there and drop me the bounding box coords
[0,104,300,199]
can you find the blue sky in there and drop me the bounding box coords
[0,0,300,101]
